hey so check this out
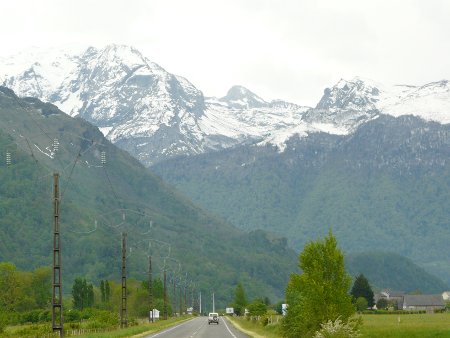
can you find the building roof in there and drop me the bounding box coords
[403,295,445,307]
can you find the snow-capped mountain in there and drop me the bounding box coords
[307,77,450,129]
[1,45,449,165]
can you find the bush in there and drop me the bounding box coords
[376,298,388,310]
[89,309,119,328]
[313,317,361,338]
[260,315,269,326]
[20,309,41,324]
[39,309,51,322]
[14,324,52,337]
[355,297,368,312]
[65,309,82,322]
[0,311,8,333]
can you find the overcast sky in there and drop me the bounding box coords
[1,0,450,105]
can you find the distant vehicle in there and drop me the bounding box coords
[208,312,219,324]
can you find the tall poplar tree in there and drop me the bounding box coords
[233,283,247,316]
[282,230,356,337]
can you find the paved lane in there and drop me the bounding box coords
[144,316,249,338]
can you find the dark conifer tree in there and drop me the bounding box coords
[350,273,374,307]
[100,280,105,303]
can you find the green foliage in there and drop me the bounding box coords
[356,297,369,312]
[274,300,283,315]
[247,299,267,316]
[65,309,82,322]
[31,267,51,308]
[233,283,248,316]
[100,280,105,303]
[0,262,51,317]
[0,310,7,333]
[351,274,374,307]
[376,298,388,310]
[346,252,448,294]
[282,231,355,338]
[72,277,95,310]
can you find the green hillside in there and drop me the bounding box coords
[346,252,448,294]
[0,86,297,306]
[152,116,450,287]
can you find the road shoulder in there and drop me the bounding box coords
[226,316,265,338]
[130,317,193,338]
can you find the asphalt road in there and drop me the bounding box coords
[143,316,250,338]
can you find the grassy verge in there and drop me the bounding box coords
[77,316,192,338]
[227,316,282,338]
[2,316,192,338]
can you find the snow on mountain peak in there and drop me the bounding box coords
[1,45,449,165]
[220,85,267,108]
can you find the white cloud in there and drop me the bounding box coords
[1,0,449,106]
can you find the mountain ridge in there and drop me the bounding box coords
[2,44,449,165]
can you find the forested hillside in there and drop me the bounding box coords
[153,115,450,286]
[346,252,448,293]
[0,86,297,306]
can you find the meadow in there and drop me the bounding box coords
[229,313,450,338]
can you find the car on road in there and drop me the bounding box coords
[208,312,219,324]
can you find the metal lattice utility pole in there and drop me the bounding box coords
[184,286,187,313]
[179,285,182,315]
[172,277,176,316]
[163,269,167,320]
[148,256,153,322]
[121,232,128,328]
[52,173,64,337]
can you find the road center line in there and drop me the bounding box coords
[189,321,206,337]
[222,317,238,338]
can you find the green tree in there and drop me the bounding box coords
[72,278,94,310]
[105,280,111,302]
[100,280,105,303]
[31,267,51,308]
[355,297,368,312]
[72,278,84,310]
[0,262,21,311]
[233,283,247,316]
[87,284,94,308]
[282,231,355,338]
[247,299,267,316]
[376,298,388,310]
[350,273,374,307]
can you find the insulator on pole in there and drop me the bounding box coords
[53,138,59,153]
[101,151,106,165]
[6,151,11,166]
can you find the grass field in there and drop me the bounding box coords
[360,313,450,338]
[229,313,450,338]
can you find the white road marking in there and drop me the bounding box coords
[145,319,193,337]
[222,317,238,338]
[189,320,206,337]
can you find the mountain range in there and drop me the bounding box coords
[1,44,449,289]
[2,44,449,166]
